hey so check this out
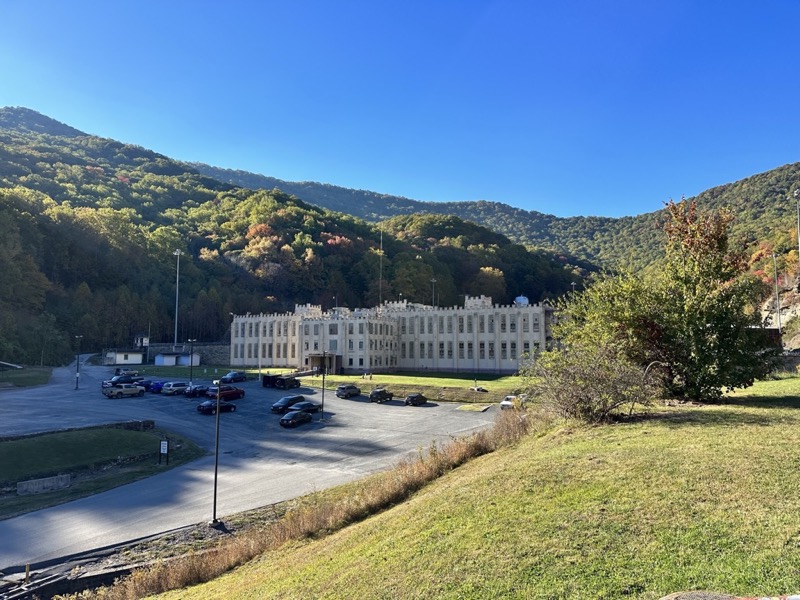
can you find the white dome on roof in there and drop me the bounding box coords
[514,295,529,306]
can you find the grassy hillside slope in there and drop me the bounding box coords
[156,381,800,600]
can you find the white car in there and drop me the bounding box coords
[500,394,527,410]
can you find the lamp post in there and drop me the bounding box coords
[188,338,196,384]
[210,382,222,527]
[321,349,327,421]
[571,281,576,294]
[431,278,437,307]
[74,335,83,390]
[795,190,800,262]
[773,253,782,331]
[173,249,182,348]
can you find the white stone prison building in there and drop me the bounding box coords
[229,295,553,375]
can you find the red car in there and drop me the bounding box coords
[206,385,245,401]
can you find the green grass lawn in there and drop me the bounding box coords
[154,377,800,600]
[0,427,204,519]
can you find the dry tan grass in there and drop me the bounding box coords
[56,408,536,600]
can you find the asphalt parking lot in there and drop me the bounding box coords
[0,361,498,571]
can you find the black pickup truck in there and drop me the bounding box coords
[101,374,145,388]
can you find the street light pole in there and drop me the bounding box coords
[74,335,83,390]
[210,383,222,526]
[431,278,437,307]
[773,252,782,332]
[188,338,196,384]
[173,249,182,348]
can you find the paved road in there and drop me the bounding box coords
[0,359,496,573]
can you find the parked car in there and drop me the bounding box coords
[197,399,237,415]
[291,400,322,413]
[102,383,145,398]
[369,388,393,403]
[149,380,167,394]
[219,371,247,383]
[184,384,210,398]
[336,384,361,398]
[101,374,144,388]
[114,368,139,376]
[500,394,527,410]
[161,381,189,396]
[404,393,427,406]
[469,386,488,393]
[271,394,306,413]
[206,385,245,401]
[279,410,313,428]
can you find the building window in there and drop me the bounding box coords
[467,342,473,359]
[348,323,354,334]
[409,318,414,334]
[488,342,495,359]
[439,342,445,359]
[359,323,365,334]
[283,342,287,358]
[349,358,353,366]
[428,342,433,358]
[428,316,434,332]
[447,341,453,359]
[262,343,267,357]
[359,340,364,350]
[233,344,239,359]
[420,342,425,358]
[409,343,415,358]
[510,342,517,360]
[500,315,507,333]
[247,343,252,359]
[329,323,338,335]
[533,317,540,333]
[314,323,319,336]
[510,316,516,333]
[359,358,364,366]
[292,322,296,336]
[488,316,494,333]
[349,339,354,351]
[523,315,529,332]
[447,317,453,333]
[276,344,281,359]
[479,342,485,359]
[268,323,274,336]
[523,342,530,355]
[420,319,425,334]
[313,341,319,351]
[439,316,444,332]
[458,342,464,359]
[262,323,267,337]
[291,343,296,358]
[467,316,473,333]
[248,323,253,337]
[401,343,406,359]
[501,342,507,360]
[283,322,288,336]
[458,316,464,333]
[268,344,273,358]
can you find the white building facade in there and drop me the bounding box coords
[229,295,553,375]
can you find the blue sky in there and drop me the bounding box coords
[2,1,799,218]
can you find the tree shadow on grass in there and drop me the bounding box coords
[624,396,800,428]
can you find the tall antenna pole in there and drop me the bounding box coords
[773,252,782,331]
[173,249,182,347]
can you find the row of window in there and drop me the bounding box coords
[399,341,533,361]
[235,320,397,339]
[399,313,539,335]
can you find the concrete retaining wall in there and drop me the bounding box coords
[18,474,71,495]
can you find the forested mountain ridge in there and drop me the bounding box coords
[193,161,800,275]
[0,107,588,365]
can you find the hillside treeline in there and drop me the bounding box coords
[0,108,588,365]
[196,161,800,277]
